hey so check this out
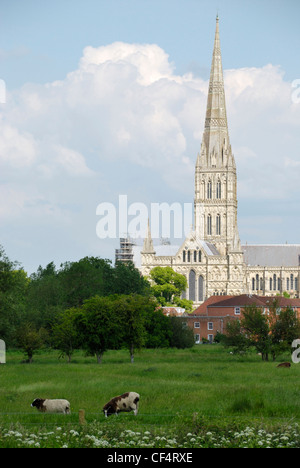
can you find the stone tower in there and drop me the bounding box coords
[194,16,241,256]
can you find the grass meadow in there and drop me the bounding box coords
[1,345,300,448]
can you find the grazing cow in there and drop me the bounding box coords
[31,398,71,414]
[277,362,291,368]
[103,392,140,417]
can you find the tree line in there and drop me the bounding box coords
[219,302,300,361]
[0,245,194,363]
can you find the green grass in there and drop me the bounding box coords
[1,345,300,447]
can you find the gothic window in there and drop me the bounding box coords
[252,278,255,291]
[198,275,204,302]
[295,276,298,291]
[287,278,290,290]
[207,180,212,199]
[216,214,221,235]
[189,270,196,302]
[291,274,294,290]
[183,251,186,262]
[198,250,202,262]
[194,251,197,262]
[269,278,272,291]
[207,215,212,235]
[256,274,259,290]
[187,250,191,262]
[216,179,221,199]
[273,274,277,291]
[260,278,264,291]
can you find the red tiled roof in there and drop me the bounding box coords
[193,296,234,315]
[207,294,266,309]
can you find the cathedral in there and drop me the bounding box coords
[131,17,300,306]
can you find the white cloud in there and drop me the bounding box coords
[1,41,300,271]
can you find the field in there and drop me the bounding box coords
[1,345,300,448]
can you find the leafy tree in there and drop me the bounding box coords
[0,246,28,346]
[241,305,271,360]
[15,323,46,363]
[169,317,195,349]
[221,319,250,354]
[75,295,121,363]
[144,308,173,348]
[51,308,81,362]
[149,267,189,308]
[116,294,156,363]
[113,261,150,295]
[59,257,114,307]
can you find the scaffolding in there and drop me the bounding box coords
[115,237,135,264]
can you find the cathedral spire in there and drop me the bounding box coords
[141,219,156,254]
[200,15,230,166]
[194,17,241,254]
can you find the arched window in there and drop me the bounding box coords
[273,274,277,291]
[198,250,202,262]
[291,274,294,290]
[189,270,196,301]
[256,274,259,291]
[198,276,204,302]
[207,180,212,199]
[183,251,186,262]
[207,215,212,235]
[216,179,221,199]
[252,278,255,291]
[216,214,221,235]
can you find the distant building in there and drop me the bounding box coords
[135,17,300,306]
[185,294,300,343]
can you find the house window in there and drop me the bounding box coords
[208,322,213,330]
[194,322,200,328]
[195,334,200,344]
[234,307,240,315]
[208,334,213,343]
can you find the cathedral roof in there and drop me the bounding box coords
[242,244,300,267]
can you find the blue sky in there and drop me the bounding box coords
[0,0,299,273]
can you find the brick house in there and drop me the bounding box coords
[184,294,300,344]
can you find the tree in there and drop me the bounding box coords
[144,308,173,348]
[75,296,120,363]
[0,246,28,346]
[221,319,250,354]
[116,294,156,363]
[241,305,271,360]
[51,308,80,362]
[169,317,195,349]
[149,267,191,309]
[15,323,46,363]
[113,261,150,296]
